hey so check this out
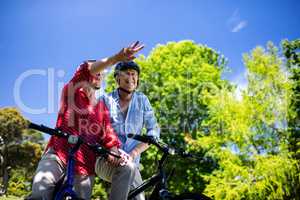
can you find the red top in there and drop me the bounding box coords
[47,62,121,175]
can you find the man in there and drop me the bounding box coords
[96,61,160,200]
[29,41,144,200]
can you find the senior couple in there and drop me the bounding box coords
[28,41,160,200]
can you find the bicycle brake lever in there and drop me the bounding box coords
[89,144,121,159]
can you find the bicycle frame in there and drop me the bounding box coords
[128,143,172,200]
[54,139,82,200]
[126,134,212,200]
[28,122,120,200]
[128,172,162,199]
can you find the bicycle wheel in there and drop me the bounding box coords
[172,192,212,200]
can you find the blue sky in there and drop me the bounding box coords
[1,0,299,133]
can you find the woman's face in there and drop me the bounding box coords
[91,72,104,90]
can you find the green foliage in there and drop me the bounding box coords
[22,129,45,144]
[8,141,43,175]
[138,41,228,137]
[106,40,228,196]
[7,169,31,197]
[199,42,299,199]
[0,107,44,197]
[92,177,109,200]
[204,153,299,200]
[107,40,228,137]
[243,43,290,154]
[5,140,44,197]
[137,41,229,195]
[282,39,300,68]
[0,108,28,143]
[0,195,21,200]
[3,39,300,199]
[282,39,300,160]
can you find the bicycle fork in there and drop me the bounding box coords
[55,139,82,200]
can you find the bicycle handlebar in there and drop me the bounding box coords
[127,134,158,145]
[127,134,196,159]
[29,123,69,138]
[28,122,120,158]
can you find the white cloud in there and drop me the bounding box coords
[228,9,240,24]
[227,9,248,33]
[231,21,248,32]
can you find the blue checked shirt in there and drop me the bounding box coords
[99,90,160,164]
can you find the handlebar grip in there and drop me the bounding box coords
[87,144,121,159]
[28,122,46,132]
[29,123,56,135]
[28,122,69,138]
[127,134,156,144]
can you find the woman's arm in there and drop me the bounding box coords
[88,41,144,75]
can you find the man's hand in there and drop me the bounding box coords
[114,41,144,62]
[118,149,131,166]
[106,148,132,167]
[106,147,121,167]
[106,154,121,167]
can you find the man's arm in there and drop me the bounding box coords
[88,41,144,76]
[129,95,160,160]
[129,143,149,160]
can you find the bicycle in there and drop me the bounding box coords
[27,122,120,200]
[126,134,212,200]
[27,123,211,200]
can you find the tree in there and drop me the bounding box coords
[0,107,44,197]
[103,40,299,199]
[243,43,290,154]
[282,39,300,160]
[0,108,28,143]
[105,40,228,195]
[199,43,299,199]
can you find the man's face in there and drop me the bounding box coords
[91,72,104,90]
[117,69,138,92]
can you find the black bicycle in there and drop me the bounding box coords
[127,134,211,200]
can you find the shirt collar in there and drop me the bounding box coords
[112,89,136,104]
